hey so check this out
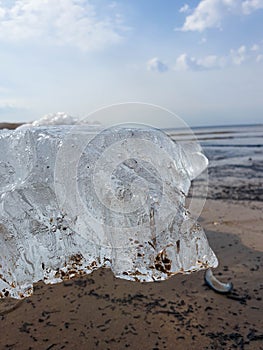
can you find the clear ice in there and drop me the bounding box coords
[0,123,218,299]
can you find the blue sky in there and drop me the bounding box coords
[0,0,262,127]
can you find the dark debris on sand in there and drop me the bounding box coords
[0,264,262,349]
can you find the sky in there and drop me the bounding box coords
[0,0,262,127]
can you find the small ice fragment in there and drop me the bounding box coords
[32,112,78,126]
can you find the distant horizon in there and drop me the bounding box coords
[0,106,262,128]
[0,117,262,130]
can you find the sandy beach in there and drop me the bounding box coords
[0,198,262,349]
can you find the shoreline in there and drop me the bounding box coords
[0,123,23,130]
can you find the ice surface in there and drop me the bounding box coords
[0,124,218,299]
[17,112,101,129]
[32,112,78,126]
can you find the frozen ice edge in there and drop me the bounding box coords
[0,124,218,299]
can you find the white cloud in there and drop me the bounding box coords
[230,45,247,65]
[242,0,263,14]
[251,44,260,51]
[179,4,190,13]
[174,54,197,71]
[173,42,261,72]
[147,57,168,73]
[180,0,263,32]
[0,0,125,51]
[197,55,226,69]
[174,53,225,71]
[180,0,239,32]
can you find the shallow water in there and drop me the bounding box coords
[168,124,263,201]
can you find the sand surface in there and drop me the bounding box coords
[0,199,262,350]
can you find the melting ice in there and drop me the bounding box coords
[0,119,218,299]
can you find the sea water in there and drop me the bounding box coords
[168,124,263,201]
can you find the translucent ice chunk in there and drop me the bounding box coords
[32,112,78,126]
[0,125,218,299]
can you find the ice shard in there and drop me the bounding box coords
[0,123,218,299]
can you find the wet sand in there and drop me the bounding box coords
[0,199,262,350]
